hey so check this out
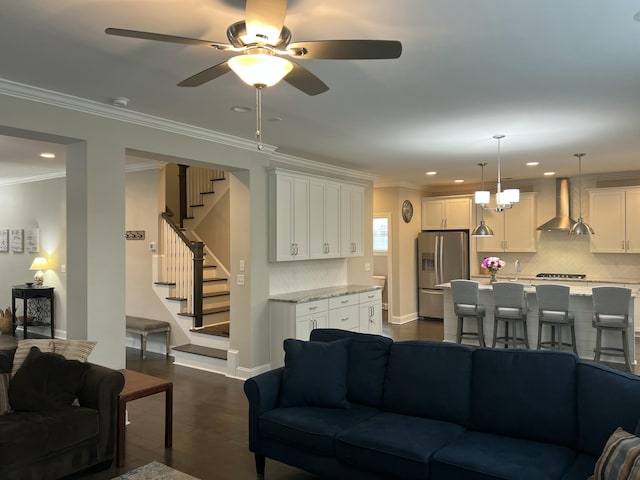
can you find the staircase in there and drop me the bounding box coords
[154,166,233,375]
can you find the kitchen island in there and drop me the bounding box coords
[441,282,639,367]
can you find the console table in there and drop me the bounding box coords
[11,285,55,339]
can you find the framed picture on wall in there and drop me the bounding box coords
[10,229,23,253]
[0,229,8,252]
[26,228,40,253]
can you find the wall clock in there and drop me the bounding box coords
[402,200,413,223]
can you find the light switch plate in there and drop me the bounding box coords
[237,274,245,286]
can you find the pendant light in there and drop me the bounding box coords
[474,135,520,212]
[471,162,495,237]
[569,153,594,235]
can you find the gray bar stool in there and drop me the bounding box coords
[592,286,633,372]
[451,279,486,347]
[492,282,529,349]
[535,284,578,355]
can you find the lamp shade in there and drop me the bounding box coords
[569,218,594,235]
[471,220,494,237]
[30,257,49,271]
[474,190,490,205]
[228,53,293,87]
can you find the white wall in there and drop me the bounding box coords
[0,177,67,334]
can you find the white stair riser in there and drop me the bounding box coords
[203,296,230,309]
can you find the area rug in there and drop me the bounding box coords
[112,461,200,480]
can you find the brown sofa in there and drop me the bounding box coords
[0,346,125,480]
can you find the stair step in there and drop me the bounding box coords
[204,290,230,298]
[201,191,216,196]
[210,177,226,182]
[172,344,227,360]
[154,281,174,286]
[204,265,217,269]
[166,296,186,301]
[191,321,230,338]
[204,277,227,283]
[177,306,231,318]
[190,203,204,208]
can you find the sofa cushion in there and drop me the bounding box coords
[0,407,99,466]
[53,339,96,362]
[577,362,640,457]
[9,347,90,412]
[382,341,474,426]
[432,431,577,480]
[279,338,350,409]
[335,412,466,480]
[590,427,640,480]
[259,404,378,456]
[310,328,392,408]
[562,453,597,480]
[471,348,578,447]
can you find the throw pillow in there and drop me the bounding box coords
[53,339,96,362]
[8,346,90,412]
[11,339,54,377]
[0,349,14,415]
[279,338,350,409]
[591,427,640,480]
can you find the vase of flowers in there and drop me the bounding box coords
[482,256,505,283]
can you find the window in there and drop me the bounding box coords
[373,217,388,253]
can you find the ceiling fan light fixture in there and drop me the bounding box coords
[228,52,293,88]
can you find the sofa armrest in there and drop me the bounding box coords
[77,364,125,462]
[244,367,284,450]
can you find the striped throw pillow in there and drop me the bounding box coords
[593,427,640,480]
[0,373,10,415]
[53,340,96,362]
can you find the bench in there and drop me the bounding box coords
[125,316,171,359]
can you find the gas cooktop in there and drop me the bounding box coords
[536,273,587,280]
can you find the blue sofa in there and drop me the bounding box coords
[244,329,640,479]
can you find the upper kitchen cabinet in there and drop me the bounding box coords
[421,196,472,230]
[340,184,365,257]
[476,193,537,253]
[309,179,341,259]
[269,171,309,261]
[589,187,640,253]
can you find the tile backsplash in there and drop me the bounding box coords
[269,258,348,295]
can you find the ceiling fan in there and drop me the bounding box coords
[105,0,403,96]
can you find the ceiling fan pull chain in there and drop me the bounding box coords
[256,87,263,151]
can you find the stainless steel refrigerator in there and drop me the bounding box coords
[418,230,469,319]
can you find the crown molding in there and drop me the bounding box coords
[0,78,276,154]
[373,180,426,190]
[0,78,376,183]
[0,170,66,187]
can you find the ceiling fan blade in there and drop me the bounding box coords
[283,62,329,96]
[245,0,287,43]
[177,61,232,87]
[288,40,402,60]
[105,28,231,50]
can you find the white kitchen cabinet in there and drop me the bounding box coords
[340,184,365,257]
[358,290,383,334]
[269,288,383,367]
[476,193,537,253]
[309,179,341,259]
[421,196,472,230]
[269,172,309,261]
[590,187,640,254]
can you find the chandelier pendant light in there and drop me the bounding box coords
[471,162,495,237]
[475,135,520,212]
[569,153,594,235]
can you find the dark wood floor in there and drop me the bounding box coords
[0,318,636,480]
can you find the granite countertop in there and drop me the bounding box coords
[441,282,638,297]
[269,284,381,303]
[471,275,640,285]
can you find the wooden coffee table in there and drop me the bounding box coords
[118,369,173,467]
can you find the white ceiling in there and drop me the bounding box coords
[1,0,640,187]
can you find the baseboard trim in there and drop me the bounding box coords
[389,312,418,325]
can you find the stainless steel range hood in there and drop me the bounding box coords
[537,178,577,231]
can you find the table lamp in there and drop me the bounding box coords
[30,257,49,286]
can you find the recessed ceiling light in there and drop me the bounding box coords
[110,97,130,108]
[634,10,640,22]
[40,153,56,159]
[268,117,283,122]
[526,162,539,166]
[454,179,464,183]
[544,171,556,176]
[425,171,437,176]
[231,106,252,113]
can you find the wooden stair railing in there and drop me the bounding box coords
[160,212,204,327]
